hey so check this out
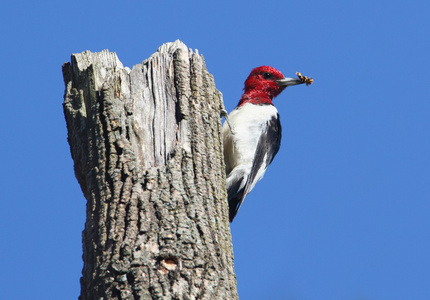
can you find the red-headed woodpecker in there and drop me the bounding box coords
[223,66,311,222]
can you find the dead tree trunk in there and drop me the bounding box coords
[62,40,238,300]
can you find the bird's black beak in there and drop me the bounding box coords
[276,77,304,87]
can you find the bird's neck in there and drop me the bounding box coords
[237,90,273,106]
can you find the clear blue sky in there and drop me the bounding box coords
[1,1,429,299]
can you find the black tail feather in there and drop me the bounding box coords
[228,195,243,222]
[227,179,246,222]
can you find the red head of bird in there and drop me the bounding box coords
[238,66,304,106]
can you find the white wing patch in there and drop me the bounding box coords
[223,103,281,221]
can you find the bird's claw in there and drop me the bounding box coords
[220,105,235,133]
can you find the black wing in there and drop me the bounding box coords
[228,114,282,222]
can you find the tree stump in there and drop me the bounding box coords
[62,40,238,300]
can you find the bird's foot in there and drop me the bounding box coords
[220,105,235,134]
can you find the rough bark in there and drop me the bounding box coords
[62,40,238,300]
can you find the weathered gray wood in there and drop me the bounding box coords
[63,40,238,300]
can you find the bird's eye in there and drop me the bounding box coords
[262,72,273,79]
